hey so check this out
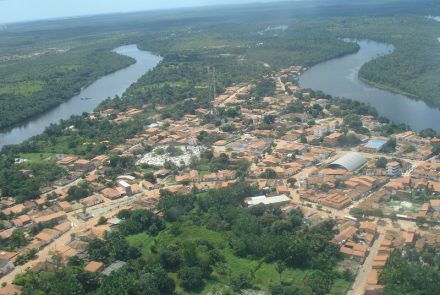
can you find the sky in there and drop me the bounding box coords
[0,0,284,24]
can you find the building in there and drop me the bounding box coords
[73,159,92,172]
[359,222,377,235]
[102,261,126,276]
[429,199,440,211]
[101,188,123,200]
[33,211,67,225]
[84,261,105,273]
[80,196,103,207]
[0,259,14,277]
[0,251,18,277]
[244,195,291,208]
[361,139,387,153]
[329,152,368,172]
[117,180,132,196]
[313,126,328,138]
[386,161,401,178]
[321,193,351,209]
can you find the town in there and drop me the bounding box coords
[0,65,439,295]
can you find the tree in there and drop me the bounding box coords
[433,143,440,156]
[419,128,437,138]
[88,238,109,262]
[275,261,287,282]
[382,138,397,153]
[303,270,334,295]
[260,169,278,179]
[106,230,130,261]
[97,216,107,225]
[269,283,301,295]
[287,178,297,187]
[178,266,204,291]
[160,248,181,271]
[376,157,388,168]
[144,172,157,184]
[255,79,276,98]
[67,183,91,201]
[416,216,427,227]
[264,115,276,125]
[9,229,28,249]
[230,273,251,292]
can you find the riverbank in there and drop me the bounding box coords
[299,39,440,132]
[0,45,162,149]
[0,45,136,131]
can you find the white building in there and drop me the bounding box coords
[244,195,291,208]
[313,126,328,138]
[386,162,401,177]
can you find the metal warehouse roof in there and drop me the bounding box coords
[329,152,368,172]
[364,139,387,149]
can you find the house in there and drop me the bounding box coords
[73,159,92,172]
[79,196,104,207]
[142,181,155,190]
[0,229,14,240]
[430,199,440,211]
[58,156,78,166]
[359,222,377,235]
[324,132,344,146]
[101,188,123,200]
[92,155,109,165]
[131,183,142,195]
[84,261,105,273]
[321,193,351,210]
[340,242,368,262]
[57,201,73,213]
[54,222,72,235]
[0,251,18,277]
[33,211,67,225]
[404,231,416,246]
[2,204,25,216]
[35,228,61,245]
[372,255,389,270]
[11,215,31,228]
[0,258,14,277]
[154,169,171,179]
[332,226,357,245]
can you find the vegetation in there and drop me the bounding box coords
[0,41,134,129]
[380,249,440,295]
[14,184,350,294]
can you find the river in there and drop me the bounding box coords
[0,45,162,149]
[299,39,440,132]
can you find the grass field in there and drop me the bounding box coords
[128,220,350,294]
[19,152,57,163]
[0,81,44,96]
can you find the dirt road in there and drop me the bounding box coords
[348,233,384,295]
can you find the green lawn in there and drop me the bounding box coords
[19,152,57,163]
[128,221,350,294]
[127,232,156,257]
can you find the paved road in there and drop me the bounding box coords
[348,233,384,295]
